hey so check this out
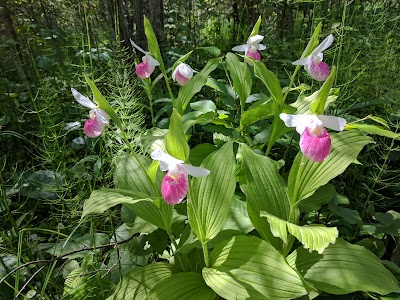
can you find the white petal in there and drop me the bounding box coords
[292,56,311,66]
[247,34,264,45]
[255,44,266,51]
[71,88,96,109]
[280,113,314,134]
[177,63,194,79]
[151,150,184,171]
[172,68,178,81]
[318,115,346,132]
[181,164,210,177]
[148,55,160,66]
[232,44,249,52]
[313,34,334,55]
[130,39,147,54]
[93,108,109,124]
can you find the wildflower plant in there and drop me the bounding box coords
[72,16,400,299]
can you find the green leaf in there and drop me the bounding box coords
[114,154,159,196]
[288,130,373,205]
[328,200,363,225]
[237,143,290,249]
[260,211,338,254]
[176,58,220,114]
[107,263,174,300]
[172,51,193,72]
[147,272,216,300]
[190,100,216,113]
[202,236,308,299]
[249,16,262,37]
[197,46,221,56]
[346,123,400,139]
[240,99,274,126]
[310,67,336,115]
[299,184,336,212]
[226,52,252,109]
[254,60,284,107]
[287,239,400,295]
[188,142,236,243]
[301,22,322,59]
[189,143,217,166]
[114,155,173,231]
[84,76,122,128]
[144,16,166,73]
[206,77,230,96]
[81,188,155,219]
[291,89,338,114]
[222,195,254,233]
[165,109,190,161]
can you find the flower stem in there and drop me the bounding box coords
[202,242,210,267]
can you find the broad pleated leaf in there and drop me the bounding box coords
[346,123,400,139]
[238,143,290,249]
[254,61,283,107]
[188,142,236,243]
[114,155,173,231]
[226,52,252,109]
[81,188,155,219]
[298,184,336,212]
[288,130,373,205]
[147,272,216,300]
[176,58,220,114]
[165,109,190,161]
[107,263,174,300]
[287,239,400,295]
[202,236,308,299]
[260,211,338,254]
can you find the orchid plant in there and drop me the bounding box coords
[67,16,400,300]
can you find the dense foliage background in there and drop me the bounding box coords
[1,0,399,299]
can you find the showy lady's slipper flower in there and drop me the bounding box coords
[71,88,109,138]
[151,149,210,205]
[280,113,346,162]
[232,35,266,62]
[130,39,160,79]
[172,63,194,86]
[292,34,334,81]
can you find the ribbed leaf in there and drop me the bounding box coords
[346,123,400,139]
[288,130,373,204]
[188,142,236,243]
[202,236,308,299]
[147,272,216,300]
[114,155,173,231]
[287,239,400,295]
[226,52,252,109]
[81,188,155,219]
[301,22,322,59]
[176,58,220,114]
[260,211,338,254]
[165,109,190,161]
[114,154,159,196]
[254,61,283,107]
[107,263,174,300]
[237,143,290,249]
[298,184,336,212]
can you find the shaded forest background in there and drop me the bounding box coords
[1,0,400,298]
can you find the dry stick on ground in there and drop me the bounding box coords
[0,234,136,286]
